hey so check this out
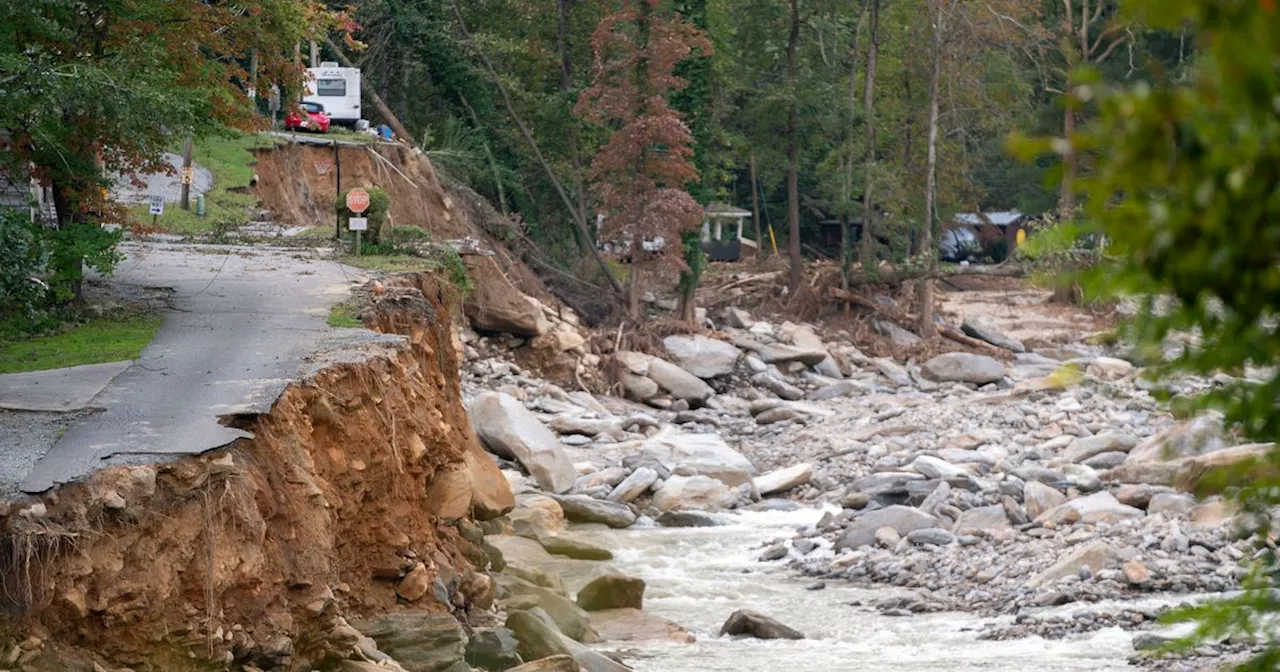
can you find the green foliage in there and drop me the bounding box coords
[1067,0,1280,664]
[336,187,392,245]
[0,210,51,329]
[326,304,363,328]
[0,311,161,374]
[42,221,123,303]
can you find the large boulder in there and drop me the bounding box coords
[719,609,804,640]
[465,628,524,672]
[754,463,814,496]
[646,358,715,405]
[640,428,756,486]
[355,612,468,672]
[1027,540,1116,588]
[780,323,842,377]
[1022,481,1066,520]
[588,608,696,643]
[961,316,1025,353]
[663,335,742,379]
[550,495,637,529]
[576,574,645,611]
[607,467,660,503]
[1036,491,1143,524]
[952,504,1012,536]
[500,580,599,643]
[464,441,515,520]
[464,258,550,336]
[1127,414,1225,463]
[471,392,577,493]
[1061,432,1138,464]
[505,611,571,662]
[921,352,1006,384]
[651,475,735,511]
[835,505,938,550]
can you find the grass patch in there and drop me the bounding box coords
[327,304,363,328]
[341,254,441,273]
[0,312,163,374]
[129,132,280,235]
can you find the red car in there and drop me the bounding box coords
[285,102,331,133]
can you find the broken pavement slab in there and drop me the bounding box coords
[0,360,133,412]
[16,243,365,494]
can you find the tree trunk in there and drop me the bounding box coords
[1060,105,1076,216]
[558,0,590,249]
[628,265,644,320]
[786,0,802,293]
[841,3,866,291]
[859,0,881,272]
[917,0,944,340]
[749,154,764,260]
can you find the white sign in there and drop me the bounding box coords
[348,217,368,231]
[148,195,165,216]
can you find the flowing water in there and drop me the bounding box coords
[569,508,1149,672]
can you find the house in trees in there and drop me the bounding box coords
[700,203,756,261]
[953,210,1029,258]
[0,132,55,223]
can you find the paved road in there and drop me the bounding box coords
[110,152,214,204]
[18,243,364,493]
[0,361,133,412]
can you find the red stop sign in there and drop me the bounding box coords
[345,187,371,214]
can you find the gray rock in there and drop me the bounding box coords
[918,481,952,515]
[952,505,1012,536]
[754,463,814,495]
[909,455,969,480]
[759,343,828,366]
[1037,491,1143,524]
[607,467,660,503]
[1011,465,1066,485]
[619,372,660,402]
[1148,492,1196,517]
[1062,432,1139,463]
[646,358,715,405]
[505,611,570,662]
[651,475,735,511]
[1082,451,1130,470]
[1027,540,1116,588]
[719,609,804,640]
[550,495,637,529]
[751,372,804,401]
[874,319,921,346]
[663,335,742,379]
[755,406,807,425]
[961,316,1026,353]
[640,428,757,486]
[538,536,613,561]
[655,510,721,527]
[1131,633,1175,652]
[921,353,1006,384]
[356,612,468,672]
[725,307,755,329]
[471,392,578,493]
[506,655,578,672]
[906,527,955,546]
[576,574,645,611]
[807,379,867,400]
[759,544,788,561]
[835,505,938,550]
[465,628,524,672]
[1023,481,1066,520]
[871,357,912,386]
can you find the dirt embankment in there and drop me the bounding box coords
[0,275,512,671]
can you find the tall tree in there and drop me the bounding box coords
[918,0,946,339]
[859,0,882,274]
[785,0,804,292]
[574,0,711,319]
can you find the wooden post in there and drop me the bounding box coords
[334,140,342,240]
[179,135,193,210]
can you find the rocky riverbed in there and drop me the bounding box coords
[451,295,1269,671]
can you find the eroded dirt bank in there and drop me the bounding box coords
[0,275,512,671]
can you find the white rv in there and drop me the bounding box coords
[303,63,361,126]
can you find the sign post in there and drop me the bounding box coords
[345,187,371,256]
[148,194,165,228]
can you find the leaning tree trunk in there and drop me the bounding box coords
[785,0,802,293]
[749,155,764,260]
[917,0,944,339]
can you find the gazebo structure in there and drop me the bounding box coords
[701,202,757,262]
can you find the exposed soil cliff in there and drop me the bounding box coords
[0,275,512,671]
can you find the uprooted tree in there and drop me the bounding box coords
[574,0,712,320]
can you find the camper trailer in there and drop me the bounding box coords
[303,63,361,127]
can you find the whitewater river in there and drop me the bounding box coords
[564,507,1158,672]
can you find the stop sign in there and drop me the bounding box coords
[345,187,371,214]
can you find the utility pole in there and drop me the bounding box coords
[179,134,193,210]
